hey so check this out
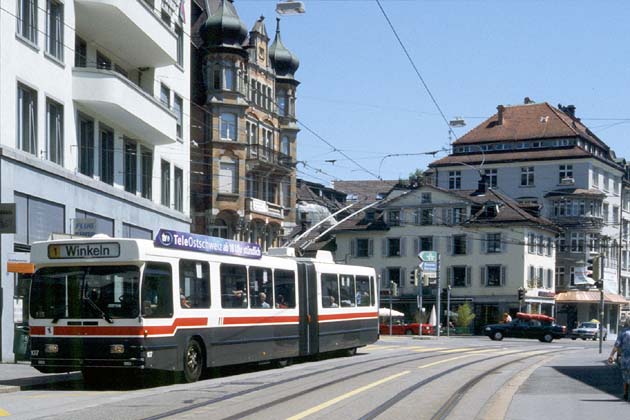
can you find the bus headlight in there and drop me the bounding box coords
[45,344,59,354]
[110,344,125,354]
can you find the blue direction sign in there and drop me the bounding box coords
[418,251,438,262]
[419,261,437,272]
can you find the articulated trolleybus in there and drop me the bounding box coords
[29,229,378,382]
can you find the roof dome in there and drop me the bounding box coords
[269,18,299,78]
[200,0,248,48]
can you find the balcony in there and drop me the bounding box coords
[247,145,294,169]
[73,68,177,145]
[74,0,177,68]
[246,198,284,219]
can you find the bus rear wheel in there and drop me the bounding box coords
[183,340,203,383]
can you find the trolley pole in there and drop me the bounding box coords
[599,287,604,354]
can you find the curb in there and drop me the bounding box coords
[0,385,19,394]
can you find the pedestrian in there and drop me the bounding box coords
[608,317,630,401]
[502,312,512,323]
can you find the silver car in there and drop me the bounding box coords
[569,322,607,341]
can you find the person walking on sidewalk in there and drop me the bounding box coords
[608,317,630,401]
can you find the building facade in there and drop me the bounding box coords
[429,99,629,331]
[190,0,299,250]
[0,0,191,361]
[334,185,558,330]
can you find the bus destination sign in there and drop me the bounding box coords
[154,229,262,259]
[48,243,121,259]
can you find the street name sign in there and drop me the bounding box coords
[418,251,438,262]
[419,261,437,272]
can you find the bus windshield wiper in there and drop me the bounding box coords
[83,295,114,324]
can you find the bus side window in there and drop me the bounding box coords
[221,264,248,309]
[179,260,210,309]
[274,269,295,308]
[141,263,173,318]
[249,267,273,309]
[356,275,371,307]
[339,275,356,307]
[321,274,339,308]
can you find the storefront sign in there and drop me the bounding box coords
[154,229,262,259]
[0,203,16,234]
[538,291,556,298]
[73,218,97,237]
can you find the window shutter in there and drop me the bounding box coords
[467,236,472,255]
[381,269,387,288]
[413,237,419,254]
[447,236,452,255]
[400,267,406,287]
[480,266,486,286]
[400,237,406,257]
[466,266,472,286]
[501,234,506,253]
[382,239,387,257]
[368,239,374,257]
[447,266,452,286]
[481,235,487,254]
[501,266,507,286]
[414,209,420,225]
[433,236,439,252]
[350,239,356,257]
[442,208,448,225]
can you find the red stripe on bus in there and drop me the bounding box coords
[222,316,299,325]
[29,318,208,337]
[318,312,379,321]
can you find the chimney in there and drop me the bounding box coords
[474,174,488,195]
[566,105,576,118]
[496,105,505,125]
[524,97,534,104]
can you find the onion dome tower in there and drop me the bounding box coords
[268,18,300,80]
[200,0,248,51]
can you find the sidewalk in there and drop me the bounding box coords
[0,362,80,393]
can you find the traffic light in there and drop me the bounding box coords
[409,269,418,286]
[594,280,604,289]
[586,256,601,282]
[518,288,525,301]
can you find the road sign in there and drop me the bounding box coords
[418,251,438,262]
[419,261,437,272]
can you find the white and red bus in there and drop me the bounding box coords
[28,230,378,382]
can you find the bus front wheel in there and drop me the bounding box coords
[183,340,204,383]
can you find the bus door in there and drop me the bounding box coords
[297,262,318,356]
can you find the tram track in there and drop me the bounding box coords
[140,343,556,420]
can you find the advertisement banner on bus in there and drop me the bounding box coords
[154,229,262,259]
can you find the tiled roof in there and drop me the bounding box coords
[332,180,398,203]
[544,188,607,198]
[452,102,607,148]
[430,147,592,167]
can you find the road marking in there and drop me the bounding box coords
[286,371,410,420]
[411,347,447,352]
[466,349,499,354]
[0,408,10,417]
[439,347,475,353]
[366,345,399,351]
[419,355,472,368]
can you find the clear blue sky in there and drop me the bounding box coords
[236,0,630,184]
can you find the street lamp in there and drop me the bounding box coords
[276,1,305,15]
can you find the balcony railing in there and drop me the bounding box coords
[247,145,294,168]
[246,198,284,219]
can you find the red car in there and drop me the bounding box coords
[379,319,435,335]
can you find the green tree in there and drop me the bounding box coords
[456,303,475,328]
[408,168,425,187]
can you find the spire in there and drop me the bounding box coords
[251,15,269,41]
[200,0,248,49]
[268,18,299,78]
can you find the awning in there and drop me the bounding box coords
[379,308,405,317]
[555,291,628,305]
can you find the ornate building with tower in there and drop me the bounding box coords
[190,0,300,249]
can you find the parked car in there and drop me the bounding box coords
[569,321,607,341]
[484,312,566,343]
[379,316,435,335]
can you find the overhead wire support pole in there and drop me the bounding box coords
[283,203,356,248]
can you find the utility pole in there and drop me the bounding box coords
[446,285,451,337]
[436,254,441,338]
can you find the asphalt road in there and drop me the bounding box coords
[1,336,627,420]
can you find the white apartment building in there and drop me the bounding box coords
[0,0,191,362]
[334,185,557,329]
[429,100,628,331]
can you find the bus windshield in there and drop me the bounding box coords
[30,266,140,321]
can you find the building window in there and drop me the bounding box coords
[281,135,290,156]
[356,238,370,257]
[160,84,170,108]
[528,233,536,253]
[603,203,609,223]
[452,208,465,224]
[556,267,565,287]
[224,66,235,91]
[17,83,38,155]
[521,167,534,186]
[448,171,461,190]
[421,192,432,204]
[100,126,114,185]
[484,169,498,188]
[277,89,287,116]
[75,35,87,67]
[219,161,238,194]
[46,0,63,60]
[78,114,94,177]
[569,232,585,253]
[419,236,433,252]
[17,0,38,44]
[46,99,63,165]
[613,206,619,224]
[14,193,65,244]
[174,166,183,211]
[220,113,237,141]
[484,265,503,287]
[175,25,184,66]
[420,208,433,225]
[387,238,401,257]
[123,223,152,239]
[485,233,501,253]
[451,266,468,287]
[387,267,401,288]
[592,169,599,187]
[124,139,137,194]
[161,160,171,207]
[174,94,183,139]
[559,164,573,183]
[453,235,467,255]
[388,210,400,226]
[141,147,153,199]
[96,51,112,70]
[570,267,575,286]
